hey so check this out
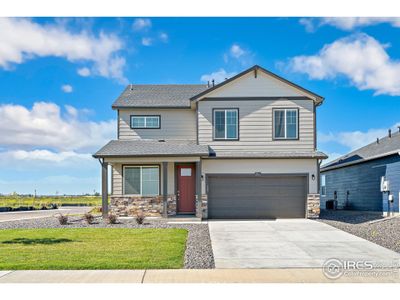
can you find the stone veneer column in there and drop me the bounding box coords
[307,194,320,218]
[195,160,202,218]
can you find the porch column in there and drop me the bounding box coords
[196,160,202,218]
[101,160,109,218]
[162,161,168,217]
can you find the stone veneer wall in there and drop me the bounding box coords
[197,194,208,219]
[307,193,320,218]
[110,195,177,217]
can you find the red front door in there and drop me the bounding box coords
[177,164,196,213]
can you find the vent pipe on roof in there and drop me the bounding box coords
[377,138,380,144]
[389,129,392,138]
[130,84,133,90]
[207,81,210,88]
[212,79,215,87]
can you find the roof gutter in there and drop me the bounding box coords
[321,150,400,172]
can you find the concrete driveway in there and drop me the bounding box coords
[208,219,400,268]
[0,206,92,223]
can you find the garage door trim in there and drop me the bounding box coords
[206,173,309,219]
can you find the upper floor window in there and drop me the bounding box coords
[213,109,239,140]
[131,115,160,129]
[273,108,298,140]
[321,174,326,196]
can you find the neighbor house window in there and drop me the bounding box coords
[321,174,326,196]
[214,109,238,140]
[131,115,160,129]
[124,166,159,195]
[273,108,298,139]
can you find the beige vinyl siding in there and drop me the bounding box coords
[118,108,196,141]
[204,71,305,98]
[202,158,318,194]
[198,99,315,152]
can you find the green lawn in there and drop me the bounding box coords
[0,228,187,270]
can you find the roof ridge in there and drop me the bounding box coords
[126,84,207,86]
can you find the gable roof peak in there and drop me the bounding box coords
[190,64,324,104]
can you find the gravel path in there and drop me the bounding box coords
[0,216,214,269]
[318,210,400,254]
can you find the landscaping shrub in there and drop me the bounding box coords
[83,212,95,224]
[107,213,118,224]
[135,211,145,225]
[56,214,68,225]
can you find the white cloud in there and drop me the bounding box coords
[61,84,73,93]
[0,18,127,83]
[0,149,91,164]
[0,102,115,152]
[133,18,152,31]
[230,44,246,58]
[319,123,400,151]
[141,37,153,46]
[289,33,400,96]
[200,68,237,84]
[77,67,91,77]
[300,17,400,32]
[224,43,253,66]
[159,32,168,43]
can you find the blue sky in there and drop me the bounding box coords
[0,17,399,195]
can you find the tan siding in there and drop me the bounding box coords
[112,164,123,195]
[205,71,305,98]
[202,158,318,193]
[198,99,315,152]
[118,108,196,141]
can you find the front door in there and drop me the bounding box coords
[177,164,196,214]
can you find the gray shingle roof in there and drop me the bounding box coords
[210,151,328,159]
[322,131,400,171]
[112,84,209,108]
[93,140,210,158]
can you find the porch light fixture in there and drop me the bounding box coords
[311,174,315,180]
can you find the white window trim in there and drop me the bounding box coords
[321,174,326,197]
[123,165,160,196]
[213,108,239,140]
[131,115,160,129]
[273,108,298,140]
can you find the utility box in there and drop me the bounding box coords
[380,176,390,192]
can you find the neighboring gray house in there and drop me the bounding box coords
[320,130,400,215]
[93,65,327,219]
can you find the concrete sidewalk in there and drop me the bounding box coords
[0,269,398,283]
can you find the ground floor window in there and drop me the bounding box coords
[123,166,159,196]
[321,174,326,196]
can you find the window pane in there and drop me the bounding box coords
[142,167,159,196]
[274,110,285,138]
[214,110,225,139]
[145,117,159,128]
[124,167,141,194]
[226,110,237,139]
[286,110,298,139]
[132,117,145,128]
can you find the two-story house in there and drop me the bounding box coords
[93,65,327,219]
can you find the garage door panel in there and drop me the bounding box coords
[207,175,307,219]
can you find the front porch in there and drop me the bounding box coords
[105,157,204,218]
